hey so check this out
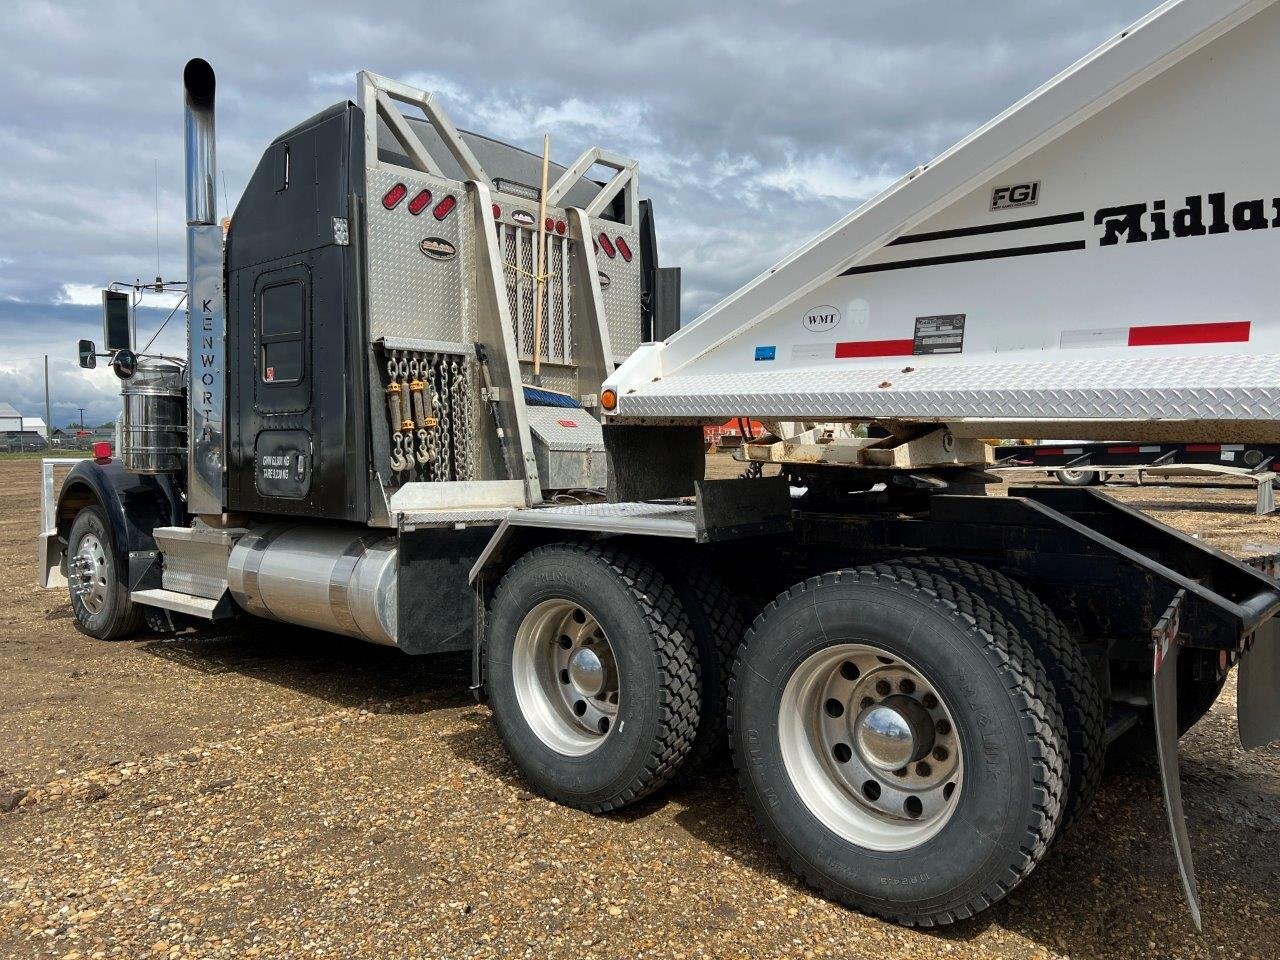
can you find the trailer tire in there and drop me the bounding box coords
[1055,468,1100,487]
[67,506,143,641]
[729,563,1068,927]
[651,552,747,778]
[486,542,701,812]
[899,557,1104,836]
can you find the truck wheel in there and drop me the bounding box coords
[486,543,701,812]
[652,552,747,777]
[899,557,1104,836]
[1055,468,1100,487]
[729,564,1068,926]
[67,506,143,640]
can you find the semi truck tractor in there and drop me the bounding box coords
[39,0,1280,928]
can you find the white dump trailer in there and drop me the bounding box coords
[38,0,1280,930]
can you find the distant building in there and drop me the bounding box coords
[0,402,48,448]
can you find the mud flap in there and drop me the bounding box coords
[1238,617,1280,749]
[1152,588,1201,931]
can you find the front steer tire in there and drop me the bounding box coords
[729,563,1068,927]
[486,542,701,812]
[67,506,143,641]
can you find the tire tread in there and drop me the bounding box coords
[728,562,1068,928]
[491,541,701,812]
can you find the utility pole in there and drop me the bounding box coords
[44,355,51,441]
[78,406,86,432]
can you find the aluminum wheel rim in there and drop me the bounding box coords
[778,642,963,851]
[70,532,109,615]
[512,599,619,756]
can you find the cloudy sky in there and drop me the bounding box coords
[0,0,1155,428]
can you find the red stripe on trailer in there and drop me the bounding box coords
[1185,443,1220,453]
[1107,445,1142,454]
[1127,320,1250,347]
[1036,447,1066,457]
[834,338,915,358]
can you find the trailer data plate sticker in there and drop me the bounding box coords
[913,314,965,355]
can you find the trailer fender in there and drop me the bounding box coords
[52,459,184,592]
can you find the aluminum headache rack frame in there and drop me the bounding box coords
[602,0,1280,444]
[355,71,644,523]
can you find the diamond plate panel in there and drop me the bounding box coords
[367,168,472,343]
[592,217,643,360]
[526,406,602,452]
[614,354,1280,423]
[524,502,693,520]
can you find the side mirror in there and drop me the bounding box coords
[101,289,134,352]
[78,339,97,369]
[111,348,138,380]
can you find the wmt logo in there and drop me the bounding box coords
[802,305,841,332]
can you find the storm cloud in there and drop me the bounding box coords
[0,0,1152,426]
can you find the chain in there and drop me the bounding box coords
[381,346,474,483]
[437,355,453,481]
[450,357,473,481]
[385,353,409,474]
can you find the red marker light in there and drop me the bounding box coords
[544,216,555,232]
[433,195,457,220]
[615,236,633,262]
[554,220,566,235]
[598,232,616,258]
[407,189,433,215]
[382,183,407,210]
[92,441,112,462]
[492,203,502,219]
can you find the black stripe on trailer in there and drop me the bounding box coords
[841,240,1086,277]
[889,211,1086,246]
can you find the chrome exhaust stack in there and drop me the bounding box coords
[183,58,217,227]
[183,58,227,516]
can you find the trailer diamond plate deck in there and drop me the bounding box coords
[612,353,1280,441]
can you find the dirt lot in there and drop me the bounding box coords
[2,456,1279,959]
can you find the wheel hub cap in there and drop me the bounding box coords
[69,532,109,615]
[854,696,934,772]
[568,647,607,697]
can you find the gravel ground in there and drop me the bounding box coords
[2,457,1279,959]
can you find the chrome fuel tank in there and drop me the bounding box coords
[227,525,398,646]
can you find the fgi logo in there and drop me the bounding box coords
[802,304,842,332]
